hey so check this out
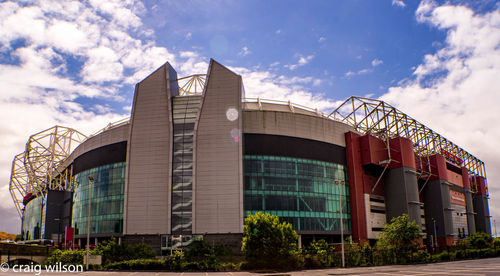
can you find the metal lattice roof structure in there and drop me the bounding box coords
[328,96,486,182]
[9,126,87,217]
[177,74,206,95]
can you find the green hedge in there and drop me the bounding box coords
[45,249,84,266]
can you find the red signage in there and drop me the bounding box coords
[65,227,75,249]
[440,149,463,164]
[22,193,34,205]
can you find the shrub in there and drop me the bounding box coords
[411,250,430,263]
[92,237,155,265]
[184,240,214,259]
[218,261,243,271]
[242,212,301,269]
[105,259,164,270]
[467,232,493,249]
[184,240,232,259]
[360,243,374,266]
[106,251,186,271]
[303,239,333,268]
[345,243,362,267]
[494,238,500,248]
[163,251,185,271]
[454,240,467,251]
[45,249,84,266]
[373,247,396,265]
[214,242,233,257]
[437,251,450,262]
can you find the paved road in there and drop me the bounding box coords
[1,257,500,275]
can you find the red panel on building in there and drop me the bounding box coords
[461,167,471,190]
[447,168,463,187]
[474,176,488,195]
[389,137,416,169]
[359,135,388,166]
[362,173,384,196]
[345,131,368,242]
[429,154,448,181]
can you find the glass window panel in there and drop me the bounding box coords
[71,162,125,235]
[243,155,350,232]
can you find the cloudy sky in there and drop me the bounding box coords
[0,0,499,235]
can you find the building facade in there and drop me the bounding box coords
[10,60,491,253]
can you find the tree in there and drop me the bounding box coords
[241,212,300,269]
[467,232,493,249]
[376,214,421,264]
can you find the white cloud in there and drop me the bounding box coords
[381,2,500,225]
[238,46,251,57]
[177,51,209,76]
[345,59,382,78]
[345,71,355,77]
[185,32,192,40]
[269,61,280,68]
[358,68,372,74]
[92,104,112,114]
[392,0,406,8]
[371,58,383,67]
[344,68,373,78]
[275,29,281,34]
[224,65,334,112]
[285,54,314,70]
[81,46,124,82]
[0,0,178,230]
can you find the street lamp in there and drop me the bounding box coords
[432,218,438,252]
[336,180,345,268]
[54,218,61,248]
[86,176,94,271]
[494,219,497,238]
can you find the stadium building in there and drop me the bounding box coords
[9,60,491,253]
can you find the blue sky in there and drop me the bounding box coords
[0,0,499,234]
[144,0,444,99]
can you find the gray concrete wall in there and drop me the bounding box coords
[464,189,476,234]
[423,180,454,238]
[473,194,492,234]
[194,60,243,234]
[243,110,354,147]
[384,167,422,227]
[124,63,178,235]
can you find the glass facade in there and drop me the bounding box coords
[171,95,201,234]
[244,155,351,232]
[71,162,125,235]
[22,196,43,240]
